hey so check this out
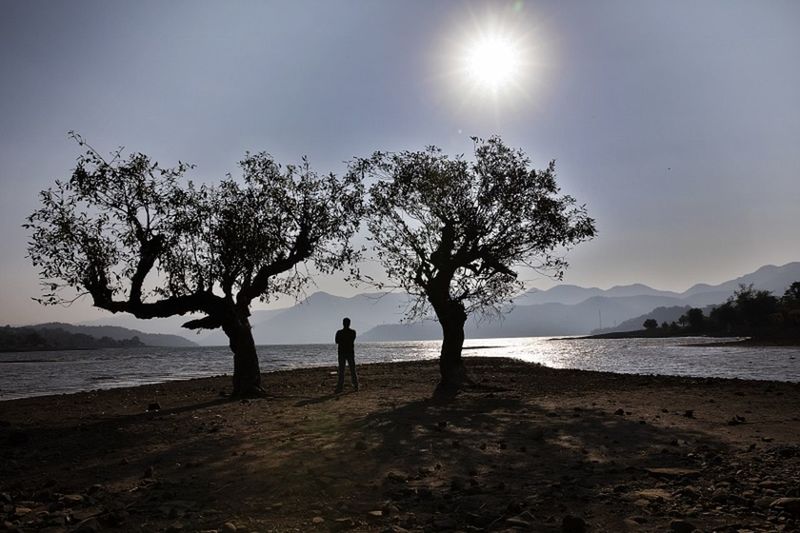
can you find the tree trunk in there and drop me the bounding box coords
[222,314,264,398]
[434,302,469,394]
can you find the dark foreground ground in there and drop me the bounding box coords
[2,357,800,532]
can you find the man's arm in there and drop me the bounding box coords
[335,330,341,344]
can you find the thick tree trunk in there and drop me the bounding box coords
[433,302,469,394]
[222,314,264,398]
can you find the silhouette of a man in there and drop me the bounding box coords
[335,317,358,393]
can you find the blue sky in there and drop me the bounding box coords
[2,0,799,325]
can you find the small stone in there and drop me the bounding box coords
[770,497,800,515]
[73,518,101,533]
[385,471,407,483]
[506,516,531,527]
[450,477,466,491]
[333,517,356,530]
[614,408,625,416]
[727,415,746,425]
[222,522,237,532]
[147,402,161,412]
[14,506,32,517]
[684,410,694,418]
[669,519,697,533]
[368,510,383,518]
[61,494,84,506]
[312,516,325,525]
[432,516,457,529]
[645,467,701,479]
[632,489,672,502]
[562,514,586,533]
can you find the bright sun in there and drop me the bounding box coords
[463,32,523,92]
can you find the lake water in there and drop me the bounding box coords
[1,337,799,400]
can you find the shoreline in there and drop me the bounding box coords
[2,358,800,531]
[4,349,800,403]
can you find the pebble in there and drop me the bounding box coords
[669,519,697,533]
[222,522,237,532]
[770,497,800,515]
[561,514,586,533]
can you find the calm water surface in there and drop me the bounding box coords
[1,337,799,400]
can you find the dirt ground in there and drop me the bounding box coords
[2,357,800,532]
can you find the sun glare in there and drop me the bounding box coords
[435,7,548,111]
[464,34,522,92]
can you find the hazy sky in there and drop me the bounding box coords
[1,0,799,326]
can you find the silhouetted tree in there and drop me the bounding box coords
[684,308,705,332]
[783,282,800,307]
[732,284,778,331]
[353,137,596,391]
[642,318,658,330]
[26,134,363,397]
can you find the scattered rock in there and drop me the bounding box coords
[13,506,32,517]
[645,467,701,479]
[431,516,457,530]
[60,494,84,506]
[385,471,407,483]
[727,415,746,425]
[450,477,466,491]
[561,514,586,533]
[770,497,800,515]
[332,517,356,530]
[367,510,383,518]
[312,516,325,525]
[614,408,625,416]
[147,402,161,412]
[222,522,237,532]
[669,519,697,533]
[506,516,531,528]
[632,489,672,502]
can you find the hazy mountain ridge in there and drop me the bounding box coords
[70,261,800,344]
[361,262,800,341]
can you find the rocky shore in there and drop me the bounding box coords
[1,357,800,532]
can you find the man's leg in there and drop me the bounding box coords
[348,354,359,391]
[336,353,345,392]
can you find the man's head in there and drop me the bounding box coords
[343,317,351,328]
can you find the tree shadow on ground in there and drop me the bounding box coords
[327,389,734,531]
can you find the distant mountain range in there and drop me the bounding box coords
[76,261,800,344]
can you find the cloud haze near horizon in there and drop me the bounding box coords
[1,0,799,326]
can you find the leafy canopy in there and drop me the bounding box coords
[354,136,596,317]
[26,133,363,324]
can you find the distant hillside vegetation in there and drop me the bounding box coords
[0,325,144,352]
[31,322,198,347]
